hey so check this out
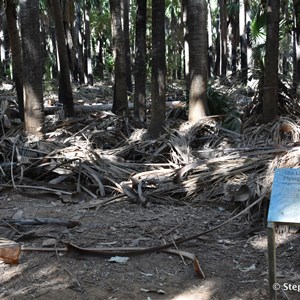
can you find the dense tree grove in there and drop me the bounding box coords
[0,0,300,135]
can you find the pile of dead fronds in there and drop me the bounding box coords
[1,108,300,216]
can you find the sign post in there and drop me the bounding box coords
[268,168,300,299]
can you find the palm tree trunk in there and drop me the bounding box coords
[219,0,228,77]
[239,0,248,84]
[122,0,132,92]
[263,0,280,123]
[109,0,128,116]
[19,0,44,136]
[6,0,24,121]
[51,0,74,117]
[293,0,300,95]
[84,3,93,85]
[149,0,166,138]
[188,0,209,122]
[134,0,147,122]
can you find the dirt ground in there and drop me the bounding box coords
[1,191,300,300]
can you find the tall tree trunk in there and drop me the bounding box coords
[281,1,290,76]
[188,0,209,122]
[95,37,104,79]
[19,0,44,136]
[214,17,221,76]
[51,0,74,117]
[6,0,24,121]
[84,2,93,85]
[149,0,166,138]
[93,2,104,79]
[75,3,85,84]
[294,0,300,95]
[0,3,6,80]
[62,0,76,81]
[109,0,128,116]
[182,0,190,98]
[122,0,132,92]
[239,0,248,84]
[207,0,213,78]
[219,0,228,77]
[263,0,280,123]
[230,0,239,74]
[134,0,147,122]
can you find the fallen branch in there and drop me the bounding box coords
[44,101,186,115]
[22,191,266,256]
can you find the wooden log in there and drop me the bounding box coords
[44,101,186,115]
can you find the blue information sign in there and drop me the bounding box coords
[268,168,300,223]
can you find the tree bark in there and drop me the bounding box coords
[84,2,93,85]
[182,0,190,98]
[188,0,209,122]
[75,3,85,84]
[149,0,166,138]
[219,0,228,77]
[263,0,280,123]
[122,0,132,92]
[51,0,74,117]
[109,0,128,116]
[19,0,44,136]
[5,0,24,121]
[293,0,300,96]
[134,0,147,122]
[239,0,248,84]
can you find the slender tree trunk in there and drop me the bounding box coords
[219,0,227,77]
[51,0,74,117]
[134,0,147,122]
[95,37,104,79]
[84,3,93,85]
[50,26,58,79]
[188,0,209,122]
[75,3,85,84]
[109,0,128,116]
[214,17,220,76]
[263,0,280,123]
[6,0,24,121]
[62,0,76,81]
[294,0,300,95]
[149,0,166,138]
[19,0,44,136]
[182,0,190,97]
[94,2,104,79]
[281,1,290,76]
[0,5,6,80]
[230,0,239,74]
[122,0,132,92]
[207,0,213,78]
[240,0,248,84]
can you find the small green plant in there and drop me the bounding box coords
[207,85,242,133]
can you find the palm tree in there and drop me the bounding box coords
[149,0,166,138]
[122,0,132,92]
[294,0,300,95]
[219,0,228,76]
[182,0,189,95]
[50,0,74,117]
[187,0,209,122]
[109,0,128,116]
[84,1,93,85]
[5,0,24,121]
[19,0,44,136]
[239,0,248,84]
[263,0,280,123]
[134,0,147,122]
